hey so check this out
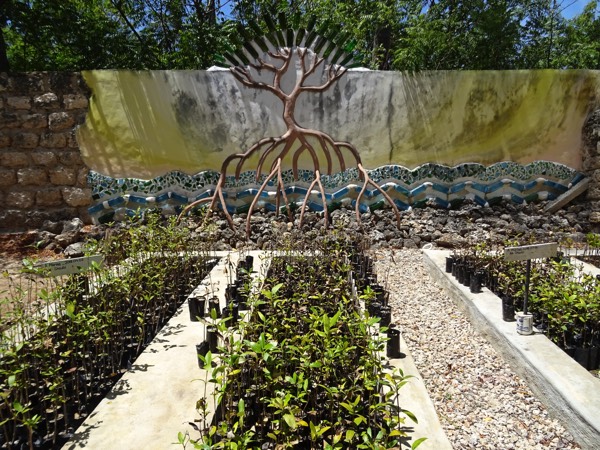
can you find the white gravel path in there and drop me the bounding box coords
[373,249,580,450]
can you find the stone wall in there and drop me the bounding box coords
[583,107,600,225]
[1,70,600,232]
[0,73,92,231]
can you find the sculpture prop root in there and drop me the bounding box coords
[177,162,402,235]
[356,163,401,228]
[299,170,329,228]
[177,174,233,228]
[246,158,291,237]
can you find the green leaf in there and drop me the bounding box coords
[271,283,284,295]
[403,408,418,424]
[353,415,366,426]
[310,421,317,438]
[65,302,76,319]
[412,437,428,449]
[283,413,296,429]
[339,402,353,412]
[345,429,355,442]
[12,401,25,414]
[199,351,212,369]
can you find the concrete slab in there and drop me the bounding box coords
[423,249,600,450]
[65,251,451,449]
[544,178,589,214]
[391,339,453,450]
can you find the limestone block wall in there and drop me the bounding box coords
[0,73,92,231]
[583,108,600,223]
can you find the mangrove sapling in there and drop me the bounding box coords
[183,244,423,449]
[0,212,215,448]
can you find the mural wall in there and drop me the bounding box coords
[79,69,599,178]
[77,61,600,224]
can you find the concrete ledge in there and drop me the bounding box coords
[423,249,600,450]
[65,251,450,449]
[392,339,453,450]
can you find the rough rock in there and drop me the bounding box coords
[64,242,85,258]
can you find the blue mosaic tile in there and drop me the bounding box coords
[86,161,585,223]
[449,182,467,194]
[156,193,170,203]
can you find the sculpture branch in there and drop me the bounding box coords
[178,41,403,236]
[231,66,282,97]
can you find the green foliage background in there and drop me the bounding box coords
[1,0,599,71]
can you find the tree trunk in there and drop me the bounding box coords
[0,23,9,72]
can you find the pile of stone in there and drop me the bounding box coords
[26,196,593,258]
[189,197,592,251]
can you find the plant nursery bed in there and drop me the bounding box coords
[64,250,452,450]
[0,250,217,450]
[423,249,600,450]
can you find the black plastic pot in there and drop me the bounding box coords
[379,306,392,327]
[236,291,249,311]
[196,341,209,368]
[469,271,482,294]
[225,284,238,304]
[207,326,218,353]
[589,347,599,370]
[574,347,591,369]
[372,285,389,306]
[369,300,382,318]
[501,296,516,322]
[386,327,401,358]
[461,265,472,287]
[208,296,221,318]
[188,296,206,321]
[486,274,498,294]
[223,301,239,326]
[445,256,454,273]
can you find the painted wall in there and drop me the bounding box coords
[78,69,600,179]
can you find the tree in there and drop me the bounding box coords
[1,0,597,71]
[518,0,568,68]
[2,0,142,70]
[0,0,235,71]
[393,0,523,70]
[0,17,9,71]
[554,0,600,68]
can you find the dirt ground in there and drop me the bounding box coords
[0,232,61,271]
[0,232,63,308]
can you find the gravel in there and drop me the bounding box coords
[373,249,581,450]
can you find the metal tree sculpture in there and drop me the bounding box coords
[180,23,401,236]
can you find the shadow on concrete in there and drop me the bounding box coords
[62,415,102,450]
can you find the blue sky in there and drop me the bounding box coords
[559,0,592,18]
[220,0,594,22]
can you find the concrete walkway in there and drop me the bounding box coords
[423,249,600,450]
[64,251,451,450]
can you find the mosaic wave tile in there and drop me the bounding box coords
[87,161,585,224]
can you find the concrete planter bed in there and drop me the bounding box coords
[424,249,600,450]
[0,253,216,450]
[65,249,452,450]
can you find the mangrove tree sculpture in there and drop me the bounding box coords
[179,20,401,236]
